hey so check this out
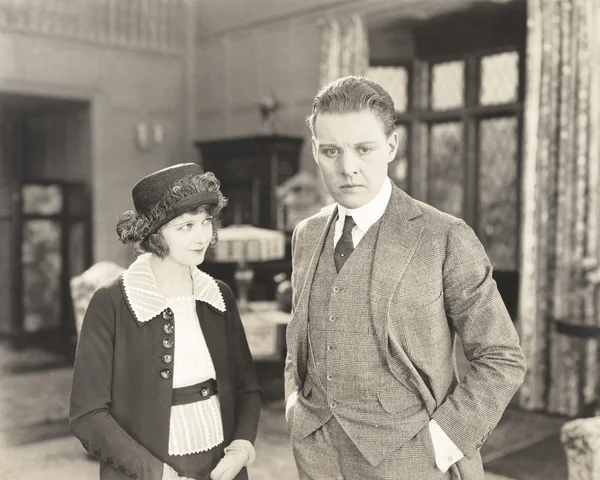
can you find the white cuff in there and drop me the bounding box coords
[285,391,298,421]
[162,463,178,480]
[428,419,464,472]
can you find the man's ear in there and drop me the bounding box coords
[311,136,318,163]
[387,130,399,164]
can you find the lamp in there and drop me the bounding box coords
[207,225,286,311]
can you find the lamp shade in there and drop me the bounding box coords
[208,225,286,263]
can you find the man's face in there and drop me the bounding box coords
[312,110,398,209]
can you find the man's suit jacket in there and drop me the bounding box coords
[285,185,527,479]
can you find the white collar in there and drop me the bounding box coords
[122,253,226,324]
[337,177,392,232]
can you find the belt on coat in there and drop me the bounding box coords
[172,378,218,406]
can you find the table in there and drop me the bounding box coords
[239,301,290,361]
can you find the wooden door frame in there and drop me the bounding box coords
[0,82,98,343]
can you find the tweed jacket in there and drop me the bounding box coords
[284,185,526,479]
[69,265,261,480]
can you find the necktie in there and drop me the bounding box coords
[334,215,356,273]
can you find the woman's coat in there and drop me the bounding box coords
[69,260,261,480]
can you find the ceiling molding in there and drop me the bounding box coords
[194,0,511,41]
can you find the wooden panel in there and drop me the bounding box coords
[0,183,15,335]
[195,39,228,113]
[22,107,90,182]
[195,0,355,37]
[226,31,259,108]
[289,19,321,99]
[196,113,227,141]
[196,136,303,229]
[257,24,295,99]
[226,107,263,137]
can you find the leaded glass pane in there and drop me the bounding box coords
[429,122,463,217]
[22,184,63,215]
[480,51,519,105]
[365,66,408,112]
[22,220,62,332]
[389,124,408,190]
[478,117,518,270]
[431,61,464,110]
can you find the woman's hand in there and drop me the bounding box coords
[209,450,247,480]
[162,462,195,480]
[210,439,255,480]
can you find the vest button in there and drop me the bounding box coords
[163,323,174,334]
[161,353,173,364]
[328,316,336,322]
[329,401,337,409]
[332,286,339,293]
[327,345,334,352]
[162,337,174,349]
[327,374,333,381]
[160,368,171,379]
[162,308,173,320]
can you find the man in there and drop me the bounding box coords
[284,76,526,480]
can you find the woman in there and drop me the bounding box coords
[70,163,261,480]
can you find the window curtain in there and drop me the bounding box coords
[318,14,369,87]
[309,14,369,206]
[519,0,600,416]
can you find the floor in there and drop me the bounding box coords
[0,341,569,480]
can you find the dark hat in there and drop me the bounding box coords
[132,163,220,233]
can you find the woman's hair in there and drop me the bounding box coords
[116,171,227,259]
[306,75,397,137]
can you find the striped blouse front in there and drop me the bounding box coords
[167,296,224,456]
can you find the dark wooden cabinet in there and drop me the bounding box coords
[195,135,302,302]
[194,135,303,229]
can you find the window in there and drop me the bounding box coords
[365,65,411,191]
[367,47,523,272]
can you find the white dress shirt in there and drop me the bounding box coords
[334,177,464,472]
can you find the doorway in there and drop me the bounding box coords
[0,93,92,349]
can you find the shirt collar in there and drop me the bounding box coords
[122,253,226,324]
[337,177,392,232]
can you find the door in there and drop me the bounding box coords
[0,180,20,336]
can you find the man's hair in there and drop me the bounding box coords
[306,76,396,137]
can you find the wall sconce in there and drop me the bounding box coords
[136,122,164,152]
[153,124,164,144]
[259,95,283,134]
[136,122,150,152]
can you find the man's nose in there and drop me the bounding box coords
[340,151,359,176]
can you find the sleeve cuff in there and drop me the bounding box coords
[162,463,175,480]
[285,391,298,420]
[428,419,464,472]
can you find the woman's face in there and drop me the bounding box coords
[159,209,213,267]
